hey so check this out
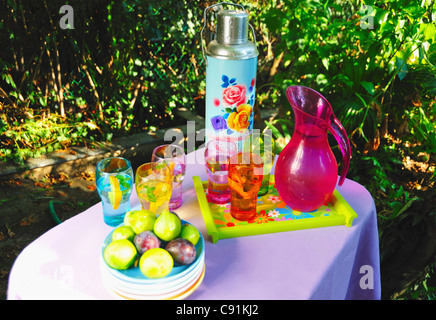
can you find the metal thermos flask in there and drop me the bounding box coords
[201,2,258,149]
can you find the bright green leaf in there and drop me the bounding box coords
[361,81,375,95]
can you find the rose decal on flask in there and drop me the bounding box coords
[227,104,251,133]
[222,84,246,106]
[211,75,256,135]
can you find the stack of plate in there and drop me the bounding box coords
[100,221,205,300]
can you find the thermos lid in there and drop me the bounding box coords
[206,9,258,60]
[216,10,248,45]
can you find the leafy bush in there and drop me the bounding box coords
[0,0,206,162]
[261,0,436,299]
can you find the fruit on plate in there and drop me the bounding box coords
[108,175,122,210]
[139,248,174,278]
[165,238,197,265]
[123,210,134,226]
[153,211,181,242]
[134,230,161,255]
[126,209,157,234]
[104,239,137,270]
[103,208,202,277]
[112,225,136,242]
[180,224,200,246]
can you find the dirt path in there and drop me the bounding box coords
[0,170,101,300]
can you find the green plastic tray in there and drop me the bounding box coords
[193,175,358,243]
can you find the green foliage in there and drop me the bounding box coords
[261,0,436,193]
[396,264,436,300]
[0,0,205,163]
[0,111,100,163]
[261,0,436,147]
[259,0,436,299]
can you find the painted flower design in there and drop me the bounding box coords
[287,211,314,220]
[222,84,247,107]
[226,104,252,133]
[213,98,220,107]
[248,210,274,224]
[211,75,255,135]
[267,209,280,218]
[214,212,236,228]
[276,201,287,209]
[268,195,281,203]
[210,115,228,131]
[275,215,293,222]
[221,75,237,88]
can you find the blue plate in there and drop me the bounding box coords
[101,219,205,285]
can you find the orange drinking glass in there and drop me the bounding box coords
[228,152,263,221]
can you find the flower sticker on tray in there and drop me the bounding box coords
[211,75,256,135]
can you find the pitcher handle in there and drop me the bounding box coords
[329,115,351,186]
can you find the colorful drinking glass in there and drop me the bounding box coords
[228,152,263,221]
[135,162,172,215]
[243,131,275,196]
[151,144,186,210]
[96,157,134,226]
[204,139,237,204]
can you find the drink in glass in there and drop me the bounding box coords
[152,144,186,210]
[204,139,237,204]
[243,130,275,196]
[228,152,263,221]
[135,162,172,215]
[96,157,134,226]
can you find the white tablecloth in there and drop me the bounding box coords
[8,149,381,300]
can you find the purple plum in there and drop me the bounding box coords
[134,230,161,255]
[165,238,197,265]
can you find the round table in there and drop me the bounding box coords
[7,149,381,300]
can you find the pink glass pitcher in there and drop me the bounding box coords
[275,86,351,212]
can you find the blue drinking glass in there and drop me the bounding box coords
[96,157,134,226]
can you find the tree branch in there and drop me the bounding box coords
[43,0,65,117]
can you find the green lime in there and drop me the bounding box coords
[124,211,134,226]
[103,239,137,270]
[112,225,136,242]
[127,210,157,234]
[139,248,173,278]
[180,224,200,246]
[153,211,181,242]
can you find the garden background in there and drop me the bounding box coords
[1,0,435,299]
